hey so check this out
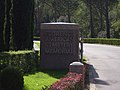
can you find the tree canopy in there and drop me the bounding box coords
[35,0,120,38]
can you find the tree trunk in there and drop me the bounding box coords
[54,8,57,22]
[105,0,110,38]
[0,0,5,52]
[89,0,94,38]
[37,1,45,36]
[53,0,57,22]
[67,1,71,23]
[100,0,103,32]
[4,0,11,51]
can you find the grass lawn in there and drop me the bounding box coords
[29,41,85,89]
[24,70,67,90]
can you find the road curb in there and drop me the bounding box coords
[89,79,96,90]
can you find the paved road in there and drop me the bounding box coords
[83,44,120,90]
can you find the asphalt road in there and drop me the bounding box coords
[83,44,120,90]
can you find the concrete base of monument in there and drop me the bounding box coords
[40,59,79,70]
[69,62,84,74]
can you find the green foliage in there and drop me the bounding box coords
[35,0,79,23]
[112,21,120,38]
[0,50,38,74]
[83,57,87,64]
[73,1,89,37]
[1,66,24,90]
[83,38,120,46]
[35,0,120,38]
[0,0,5,52]
[41,85,49,90]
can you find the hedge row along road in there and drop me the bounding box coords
[83,43,120,90]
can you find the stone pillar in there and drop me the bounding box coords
[69,62,84,89]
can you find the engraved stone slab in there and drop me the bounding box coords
[40,22,79,70]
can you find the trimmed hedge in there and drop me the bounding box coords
[0,50,38,74]
[83,38,120,46]
[48,72,83,90]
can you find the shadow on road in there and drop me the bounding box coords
[89,64,99,78]
[89,64,110,85]
[94,79,110,85]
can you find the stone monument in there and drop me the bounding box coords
[40,22,79,70]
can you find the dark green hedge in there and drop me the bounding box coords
[0,0,5,52]
[0,51,38,74]
[11,0,34,50]
[1,66,24,90]
[83,38,120,46]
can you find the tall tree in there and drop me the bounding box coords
[111,1,120,38]
[35,0,45,35]
[12,0,34,50]
[89,0,95,38]
[81,0,119,38]
[51,0,58,22]
[99,0,103,32]
[62,0,79,23]
[104,0,118,38]
[105,0,110,38]
[0,0,5,52]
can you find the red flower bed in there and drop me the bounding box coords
[48,72,83,90]
[48,63,88,90]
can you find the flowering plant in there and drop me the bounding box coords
[48,72,83,90]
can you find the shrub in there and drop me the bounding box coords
[0,66,24,90]
[0,50,38,74]
[48,72,83,90]
[83,38,120,46]
[0,72,1,89]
